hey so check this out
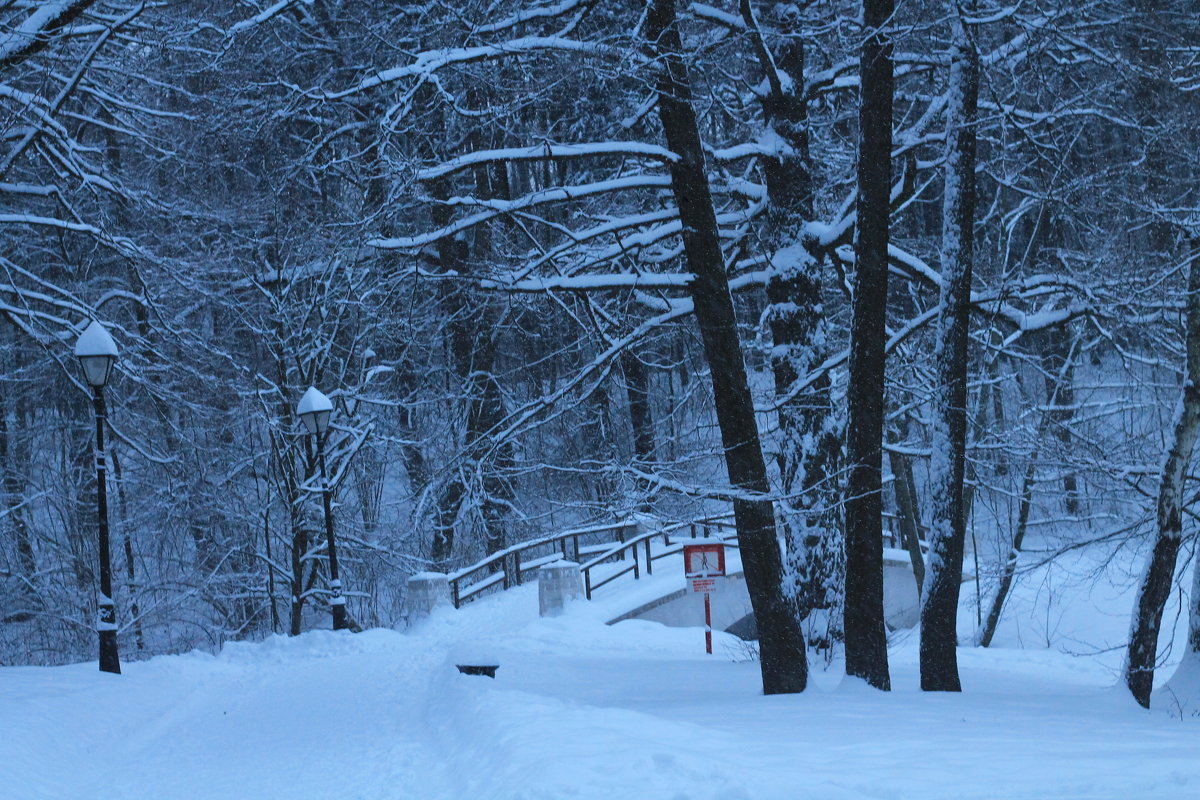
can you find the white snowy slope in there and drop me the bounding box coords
[2,558,1199,800]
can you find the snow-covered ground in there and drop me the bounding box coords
[3,551,1199,800]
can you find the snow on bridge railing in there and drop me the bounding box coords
[445,513,741,608]
[577,515,739,599]
[442,511,929,610]
[447,518,640,608]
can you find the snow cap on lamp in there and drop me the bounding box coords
[74,320,118,388]
[297,386,333,435]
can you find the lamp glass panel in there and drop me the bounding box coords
[300,409,331,435]
[79,355,114,388]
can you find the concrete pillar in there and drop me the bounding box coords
[406,571,450,622]
[539,560,583,617]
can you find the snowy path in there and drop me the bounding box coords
[2,629,457,799]
[444,593,1200,800]
[3,582,1199,799]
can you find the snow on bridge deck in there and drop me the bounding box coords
[590,545,922,634]
[441,516,956,637]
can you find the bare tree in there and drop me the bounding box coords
[844,0,895,691]
[1127,242,1200,708]
[920,0,979,693]
[647,0,808,694]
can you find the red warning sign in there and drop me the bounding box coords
[683,541,726,654]
[683,542,726,592]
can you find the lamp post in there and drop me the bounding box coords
[297,386,348,630]
[75,320,121,674]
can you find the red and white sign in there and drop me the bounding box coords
[683,542,726,592]
[683,542,726,655]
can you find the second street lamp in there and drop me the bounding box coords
[297,386,348,631]
[74,320,121,674]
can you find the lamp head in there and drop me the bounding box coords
[297,386,333,435]
[74,321,118,389]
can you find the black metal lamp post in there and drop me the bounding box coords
[297,386,348,631]
[75,320,121,674]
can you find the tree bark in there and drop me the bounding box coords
[430,479,464,567]
[888,447,925,594]
[1041,326,1080,515]
[0,389,37,623]
[430,163,515,560]
[741,0,842,637]
[844,0,895,691]
[621,347,656,511]
[0,397,35,585]
[1126,243,1200,708]
[920,2,978,692]
[620,349,656,467]
[647,0,808,694]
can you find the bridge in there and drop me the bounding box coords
[410,515,925,636]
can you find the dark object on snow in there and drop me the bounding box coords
[726,613,758,642]
[456,664,498,678]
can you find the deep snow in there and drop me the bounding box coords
[3,549,1199,800]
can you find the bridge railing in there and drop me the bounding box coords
[579,514,739,599]
[445,512,741,608]
[684,514,738,539]
[438,509,938,614]
[447,518,639,608]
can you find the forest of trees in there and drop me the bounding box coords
[1,1,1198,703]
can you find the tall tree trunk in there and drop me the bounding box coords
[621,347,656,511]
[620,349,656,467]
[581,373,618,509]
[287,481,308,637]
[646,0,808,694]
[843,0,895,691]
[0,397,35,582]
[1126,243,1200,708]
[888,446,925,594]
[1041,326,1080,515]
[263,507,280,634]
[919,2,979,692]
[741,0,842,640]
[430,162,515,559]
[431,479,463,567]
[469,345,515,557]
[271,340,309,637]
[0,391,37,622]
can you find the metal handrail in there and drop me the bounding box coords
[438,508,934,612]
[447,518,639,608]
[444,512,742,607]
[579,528,660,599]
[578,517,736,599]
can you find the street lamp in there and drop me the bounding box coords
[297,386,348,631]
[74,320,121,674]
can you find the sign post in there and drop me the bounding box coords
[683,542,726,654]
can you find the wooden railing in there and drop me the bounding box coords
[446,513,741,608]
[447,519,640,608]
[440,510,935,612]
[578,515,740,598]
